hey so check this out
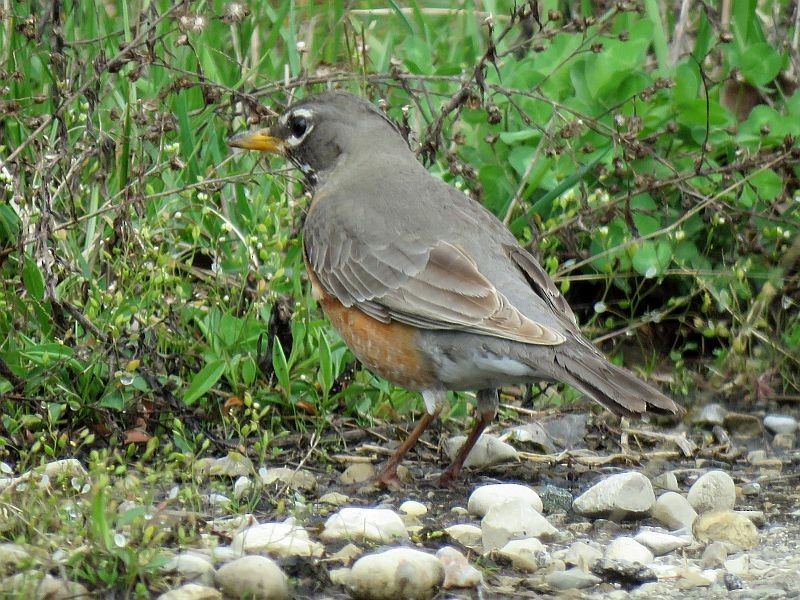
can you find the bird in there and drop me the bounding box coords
[229,91,684,487]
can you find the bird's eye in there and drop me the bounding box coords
[288,115,308,139]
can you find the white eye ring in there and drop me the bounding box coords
[280,108,314,146]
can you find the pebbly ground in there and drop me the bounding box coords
[1,401,799,599]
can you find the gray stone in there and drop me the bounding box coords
[340,463,376,484]
[563,541,603,570]
[700,541,729,567]
[215,555,288,600]
[481,498,557,551]
[444,524,482,548]
[162,553,216,586]
[573,472,655,516]
[467,483,542,516]
[694,403,728,426]
[496,538,548,572]
[538,484,573,513]
[157,584,222,600]
[349,548,443,600]
[652,492,697,530]
[605,536,654,565]
[260,466,317,491]
[633,530,691,556]
[231,518,323,557]
[693,510,759,549]
[763,414,798,435]
[444,434,517,469]
[435,546,482,588]
[651,471,680,493]
[321,507,408,543]
[545,567,601,590]
[687,470,736,513]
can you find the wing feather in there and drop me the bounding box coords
[305,202,565,346]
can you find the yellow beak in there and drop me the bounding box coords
[228,128,285,154]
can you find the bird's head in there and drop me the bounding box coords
[229,91,407,185]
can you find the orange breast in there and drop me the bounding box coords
[305,264,436,390]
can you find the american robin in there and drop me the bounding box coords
[230,91,684,487]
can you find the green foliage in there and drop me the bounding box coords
[0,0,798,464]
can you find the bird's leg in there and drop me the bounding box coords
[438,388,499,487]
[376,389,444,488]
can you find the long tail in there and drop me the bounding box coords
[550,343,684,417]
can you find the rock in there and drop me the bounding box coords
[319,492,350,506]
[203,493,230,508]
[538,484,573,513]
[605,537,654,565]
[481,498,557,551]
[741,482,761,496]
[736,510,766,527]
[563,541,603,571]
[723,412,762,437]
[0,543,32,569]
[592,518,624,541]
[399,500,427,517]
[496,538,548,572]
[545,567,601,590]
[207,453,253,477]
[321,507,408,543]
[435,546,482,588]
[700,541,729,567]
[211,546,240,562]
[215,555,288,600]
[444,524,482,548]
[232,518,324,557]
[260,466,317,491]
[206,514,254,538]
[42,459,88,479]
[328,567,351,587]
[572,472,655,516]
[651,471,680,493]
[330,543,362,565]
[233,476,253,499]
[349,548,443,600]
[763,414,798,434]
[591,558,657,586]
[157,584,222,600]
[693,510,759,549]
[772,432,796,449]
[633,530,691,556]
[340,463,376,485]
[35,574,91,599]
[687,470,736,513]
[652,492,698,530]
[467,483,543,516]
[724,572,744,590]
[505,422,557,453]
[162,553,216,586]
[694,403,728,426]
[444,434,517,469]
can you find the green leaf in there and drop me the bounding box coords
[317,332,333,399]
[241,356,257,386]
[631,241,672,277]
[90,486,113,550]
[184,359,226,405]
[730,42,783,87]
[499,130,539,144]
[749,169,782,201]
[0,205,20,244]
[22,257,45,301]
[272,339,290,396]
